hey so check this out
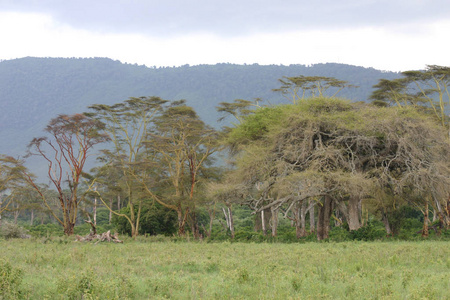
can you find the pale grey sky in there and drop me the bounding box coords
[1,0,449,71]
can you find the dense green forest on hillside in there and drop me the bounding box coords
[0,57,400,156]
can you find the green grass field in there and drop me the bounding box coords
[1,238,450,299]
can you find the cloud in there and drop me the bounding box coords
[1,0,449,37]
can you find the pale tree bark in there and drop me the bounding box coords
[271,206,279,237]
[109,197,113,224]
[380,208,392,236]
[222,205,235,238]
[422,200,429,237]
[261,210,266,236]
[93,187,98,226]
[348,196,362,231]
[298,200,307,238]
[309,199,315,234]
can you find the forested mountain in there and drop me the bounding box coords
[0,57,400,156]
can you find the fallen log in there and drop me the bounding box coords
[75,230,123,243]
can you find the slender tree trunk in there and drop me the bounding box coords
[446,194,450,229]
[177,207,188,236]
[222,207,230,230]
[0,196,3,227]
[206,207,215,238]
[422,200,429,238]
[109,197,113,224]
[309,199,315,234]
[261,210,267,236]
[228,206,235,239]
[297,200,307,238]
[381,208,392,236]
[271,206,279,237]
[190,211,201,239]
[30,209,34,226]
[13,203,19,224]
[117,194,121,211]
[93,196,97,226]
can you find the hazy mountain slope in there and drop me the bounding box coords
[0,57,400,157]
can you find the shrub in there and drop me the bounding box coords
[23,223,63,237]
[0,221,30,239]
[349,219,385,241]
[112,203,177,236]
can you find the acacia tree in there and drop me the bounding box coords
[224,97,450,240]
[26,114,109,235]
[272,76,356,104]
[87,96,168,238]
[137,102,220,237]
[371,65,450,232]
[0,155,29,226]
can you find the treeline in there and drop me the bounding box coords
[0,66,449,242]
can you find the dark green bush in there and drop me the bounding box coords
[112,202,177,236]
[349,219,386,241]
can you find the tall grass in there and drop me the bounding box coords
[1,238,449,299]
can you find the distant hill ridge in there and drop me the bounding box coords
[0,57,400,156]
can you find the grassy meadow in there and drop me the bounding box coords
[1,238,450,299]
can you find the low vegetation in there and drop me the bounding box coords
[1,238,449,299]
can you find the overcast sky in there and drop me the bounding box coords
[1,0,449,71]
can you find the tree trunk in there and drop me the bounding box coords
[309,199,315,234]
[298,200,307,238]
[261,210,266,236]
[316,195,332,241]
[0,196,3,227]
[446,194,450,229]
[177,208,188,236]
[205,206,215,238]
[64,222,75,236]
[271,206,279,237]
[381,208,392,236]
[228,206,235,239]
[348,196,361,231]
[422,200,429,237]
[109,197,113,224]
[93,196,97,226]
[190,211,201,239]
[30,209,34,226]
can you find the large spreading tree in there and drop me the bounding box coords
[223,97,450,240]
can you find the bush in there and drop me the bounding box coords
[329,227,351,242]
[0,221,30,239]
[112,203,177,236]
[349,219,385,241]
[23,223,63,237]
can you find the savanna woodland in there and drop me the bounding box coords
[1,65,450,299]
